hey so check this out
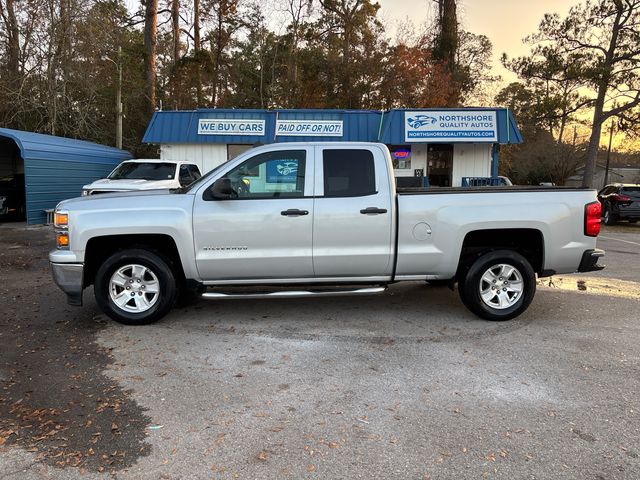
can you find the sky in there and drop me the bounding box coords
[377,0,577,84]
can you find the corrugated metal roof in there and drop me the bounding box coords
[0,128,131,224]
[143,108,522,146]
[143,109,383,144]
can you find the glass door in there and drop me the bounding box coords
[427,144,453,187]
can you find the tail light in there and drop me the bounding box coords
[611,193,632,202]
[584,201,601,237]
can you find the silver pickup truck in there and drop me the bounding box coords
[49,142,604,325]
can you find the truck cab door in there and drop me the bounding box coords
[312,145,394,279]
[193,147,315,282]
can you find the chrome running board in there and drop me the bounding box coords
[201,286,386,300]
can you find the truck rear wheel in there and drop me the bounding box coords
[94,249,177,325]
[458,250,535,321]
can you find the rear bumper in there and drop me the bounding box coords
[577,249,605,273]
[50,262,84,306]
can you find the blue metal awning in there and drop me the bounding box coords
[143,108,523,146]
[143,109,382,144]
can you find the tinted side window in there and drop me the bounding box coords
[179,165,193,186]
[188,165,202,180]
[323,149,376,197]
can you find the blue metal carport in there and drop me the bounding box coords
[0,128,130,224]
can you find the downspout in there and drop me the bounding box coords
[274,111,279,143]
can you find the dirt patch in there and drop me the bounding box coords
[538,275,640,300]
[0,225,150,473]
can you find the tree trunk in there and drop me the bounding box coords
[582,85,606,188]
[581,3,624,189]
[435,0,458,106]
[4,0,21,81]
[172,0,180,63]
[144,0,158,115]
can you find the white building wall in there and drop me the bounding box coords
[451,144,492,187]
[159,141,493,186]
[160,144,228,174]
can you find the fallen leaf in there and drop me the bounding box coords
[258,451,268,461]
[307,464,316,472]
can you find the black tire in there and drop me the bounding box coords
[458,250,536,321]
[603,206,617,225]
[94,249,177,325]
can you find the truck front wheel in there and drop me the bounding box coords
[94,249,177,325]
[458,250,536,321]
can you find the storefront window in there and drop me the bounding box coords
[389,145,412,171]
[227,144,253,161]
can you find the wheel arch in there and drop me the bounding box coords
[456,228,545,280]
[84,234,186,288]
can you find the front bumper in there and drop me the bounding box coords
[577,249,605,273]
[50,262,84,306]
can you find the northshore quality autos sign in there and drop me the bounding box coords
[404,111,498,142]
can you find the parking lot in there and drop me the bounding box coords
[1,223,639,479]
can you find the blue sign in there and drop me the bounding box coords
[404,111,497,142]
[266,159,299,183]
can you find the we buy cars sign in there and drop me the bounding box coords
[404,111,497,142]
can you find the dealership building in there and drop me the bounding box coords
[142,108,522,188]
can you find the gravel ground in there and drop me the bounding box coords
[0,222,639,479]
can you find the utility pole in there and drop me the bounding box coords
[104,47,123,149]
[603,119,615,189]
[116,46,123,150]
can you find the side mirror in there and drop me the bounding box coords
[205,178,235,200]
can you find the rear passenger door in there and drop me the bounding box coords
[312,146,394,279]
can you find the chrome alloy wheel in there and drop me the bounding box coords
[109,264,160,313]
[478,263,524,310]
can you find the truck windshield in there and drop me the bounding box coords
[108,163,176,180]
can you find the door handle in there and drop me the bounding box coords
[360,207,388,215]
[281,209,309,216]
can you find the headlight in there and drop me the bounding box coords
[54,210,69,228]
[81,190,89,196]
